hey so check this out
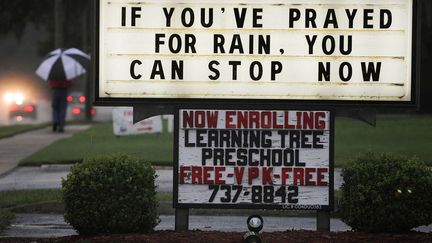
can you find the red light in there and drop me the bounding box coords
[91,109,96,115]
[67,96,73,102]
[79,96,86,103]
[24,106,34,113]
[10,104,20,112]
[72,107,81,115]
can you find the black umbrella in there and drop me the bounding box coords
[36,48,90,81]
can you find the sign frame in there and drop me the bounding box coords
[92,0,420,109]
[173,106,335,211]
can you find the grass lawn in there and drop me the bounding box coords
[20,123,173,166]
[335,115,432,167]
[0,189,60,235]
[0,123,47,139]
[0,189,172,210]
[0,189,62,209]
[19,115,432,167]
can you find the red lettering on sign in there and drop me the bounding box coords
[215,167,225,184]
[220,110,327,129]
[262,167,273,185]
[273,112,283,129]
[296,112,302,129]
[317,168,328,186]
[293,168,304,186]
[226,111,235,128]
[183,111,193,128]
[248,167,259,185]
[285,112,295,129]
[191,166,202,184]
[261,112,272,129]
[183,110,219,128]
[207,111,219,128]
[315,112,326,129]
[249,111,260,128]
[234,167,245,185]
[238,111,248,128]
[195,111,206,128]
[281,167,292,185]
[181,166,226,185]
[303,112,314,129]
[203,166,213,184]
[305,167,316,186]
[179,166,190,184]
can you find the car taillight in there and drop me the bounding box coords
[91,108,96,116]
[24,106,34,113]
[67,96,73,102]
[79,96,86,103]
[72,107,81,115]
[10,104,20,112]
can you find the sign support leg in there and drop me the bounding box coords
[316,210,330,231]
[175,208,189,231]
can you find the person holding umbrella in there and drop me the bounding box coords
[36,48,90,132]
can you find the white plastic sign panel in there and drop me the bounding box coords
[98,0,414,103]
[163,115,174,133]
[112,107,162,135]
[175,109,332,210]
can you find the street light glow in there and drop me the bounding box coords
[14,92,24,105]
[3,92,25,105]
[4,93,13,103]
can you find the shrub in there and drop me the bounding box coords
[339,152,432,232]
[62,154,159,235]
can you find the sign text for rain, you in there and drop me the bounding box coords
[98,0,413,101]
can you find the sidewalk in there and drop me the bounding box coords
[0,125,90,176]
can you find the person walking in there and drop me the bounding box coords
[35,48,90,132]
[49,79,73,132]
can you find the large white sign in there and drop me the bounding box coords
[98,0,413,102]
[176,109,331,209]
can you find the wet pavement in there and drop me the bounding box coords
[0,125,90,176]
[3,213,349,238]
[3,213,432,238]
[0,165,342,192]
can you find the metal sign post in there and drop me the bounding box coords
[175,208,189,231]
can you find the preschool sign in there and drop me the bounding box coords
[175,109,333,210]
[96,0,414,104]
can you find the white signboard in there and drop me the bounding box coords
[176,109,332,209]
[98,0,413,102]
[112,107,162,135]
